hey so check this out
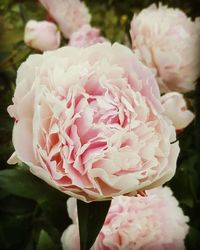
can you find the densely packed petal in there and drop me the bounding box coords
[130,3,200,93]
[8,43,179,201]
[61,187,189,250]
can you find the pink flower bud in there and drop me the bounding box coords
[24,20,61,51]
[161,92,194,130]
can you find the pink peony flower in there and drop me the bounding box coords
[61,187,189,250]
[69,24,107,48]
[130,3,200,93]
[24,20,61,51]
[8,43,179,202]
[161,92,194,130]
[39,0,91,39]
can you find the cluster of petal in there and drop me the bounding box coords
[24,20,61,51]
[161,92,194,130]
[61,187,189,250]
[8,43,179,202]
[130,3,200,93]
[69,24,107,48]
[39,0,91,38]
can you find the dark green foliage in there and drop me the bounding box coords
[0,166,70,250]
[0,0,200,249]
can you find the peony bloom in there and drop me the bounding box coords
[24,20,61,51]
[161,92,194,130]
[61,187,189,250]
[8,43,179,202]
[39,0,91,39]
[69,24,107,48]
[130,3,200,93]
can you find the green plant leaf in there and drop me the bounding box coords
[77,199,111,250]
[0,166,69,232]
[0,165,66,202]
[185,227,200,250]
[36,230,57,250]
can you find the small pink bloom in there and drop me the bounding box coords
[161,92,194,130]
[24,20,61,51]
[39,0,91,38]
[130,3,200,93]
[61,187,189,250]
[69,24,107,48]
[8,43,179,202]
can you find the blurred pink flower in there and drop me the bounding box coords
[69,24,106,48]
[130,3,200,93]
[24,20,60,51]
[61,187,189,250]
[39,0,91,38]
[161,92,194,130]
[8,43,179,202]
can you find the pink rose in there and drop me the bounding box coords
[39,0,91,39]
[24,20,61,51]
[161,92,194,130]
[130,3,200,93]
[8,43,179,202]
[69,24,107,48]
[61,187,189,250]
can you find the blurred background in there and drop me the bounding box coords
[0,0,200,249]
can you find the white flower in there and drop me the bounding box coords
[130,3,200,93]
[61,187,189,250]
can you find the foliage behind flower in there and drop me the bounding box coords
[7,43,179,202]
[61,187,189,250]
[39,0,91,38]
[130,3,200,93]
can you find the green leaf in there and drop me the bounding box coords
[0,195,35,214]
[0,212,32,248]
[0,166,67,202]
[0,165,69,231]
[77,199,111,250]
[36,230,57,250]
[0,188,9,199]
[185,227,200,250]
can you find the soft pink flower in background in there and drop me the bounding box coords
[39,0,91,39]
[61,187,189,250]
[69,24,107,48]
[24,20,61,51]
[130,3,200,93]
[8,43,179,202]
[161,92,195,130]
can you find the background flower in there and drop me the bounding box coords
[24,20,61,51]
[61,187,189,250]
[8,43,179,202]
[39,0,91,38]
[161,92,194,130]
[130,3,200,93]
[69,24,107,48]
